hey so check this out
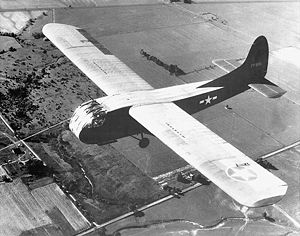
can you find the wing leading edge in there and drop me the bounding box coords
[42,23,153,95]
[129,103,287,207]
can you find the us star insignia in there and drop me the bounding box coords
[199,95,217,105]
[226,166,257,182]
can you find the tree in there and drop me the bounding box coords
[26,159,53,177]
[32,32,45,39]
[8,47,16,52]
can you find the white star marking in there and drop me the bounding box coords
[231,169,256,180]
[205,95,212,104]
[199,95,217,105]
[227,166,257,182]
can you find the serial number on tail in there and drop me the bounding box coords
[251,62,262,68]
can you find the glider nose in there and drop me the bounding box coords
[69,100,107,140]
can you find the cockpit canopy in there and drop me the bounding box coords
[69,100,107,138]
[85,100,107,127]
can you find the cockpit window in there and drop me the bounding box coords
[85,101,103,114]
[84,101,107,128]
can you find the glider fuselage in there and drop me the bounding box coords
[70,67,253,144]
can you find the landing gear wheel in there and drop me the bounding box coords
[139,138,149,148]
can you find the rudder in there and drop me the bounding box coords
[199,35,285,98]
[242,36,269,79]
[242,36,286,98]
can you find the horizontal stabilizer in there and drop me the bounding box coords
[249,79,286,98]
[213,58,286,98]
[212,59,242,73]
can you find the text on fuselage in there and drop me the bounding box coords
[250,62,262,68]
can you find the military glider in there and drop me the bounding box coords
[43,23,287,208]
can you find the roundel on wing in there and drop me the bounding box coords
[226,166,257,182]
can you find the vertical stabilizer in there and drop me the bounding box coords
[201,36,285,99]
[242,36,269,79]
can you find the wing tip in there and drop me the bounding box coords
[241,184,288,208]
[42,23,79,35]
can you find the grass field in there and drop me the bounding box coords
[0,179,90,236]
[32,183,91,232]
[0,179,52,235]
